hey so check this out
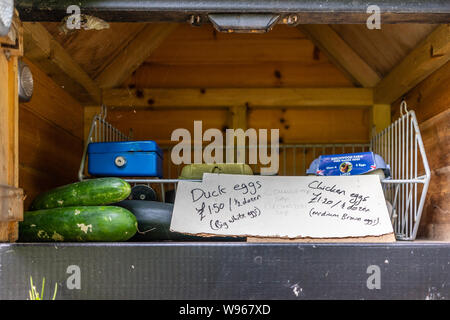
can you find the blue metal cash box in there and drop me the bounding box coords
[87,141,163,178]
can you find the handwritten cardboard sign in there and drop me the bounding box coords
[170,174,394,239]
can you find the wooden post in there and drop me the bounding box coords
[228,104,248,164]
[371,104,391,135]
[0,12,24,242]
[229,104,248,131]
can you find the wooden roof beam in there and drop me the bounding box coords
[102,87,374,108]
[95,23,178,89]
[298,25,381,88]
[23,22,101,104]
[375,24,450,104]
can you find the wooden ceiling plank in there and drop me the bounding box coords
[124,61,354,88]
[298,25,382,88]
[23,22,101,104]
[102,87,373,108]
[375,24,450,104]
[330,24,439,77]
[95,23,179,89]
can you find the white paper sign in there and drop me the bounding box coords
[170,174,394,238]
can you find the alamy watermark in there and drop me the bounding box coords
[367,5,381,29]
[366,264,381,290]
[66,5,81,30]
[66,265,81,290]
[171,121,280,175]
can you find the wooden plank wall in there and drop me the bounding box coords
[123,24,353,89]
[248,108,370,144]
[19,59,84,209]
[392,61,450,241]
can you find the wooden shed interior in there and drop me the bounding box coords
[1,7,449,243]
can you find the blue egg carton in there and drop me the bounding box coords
[306,151,390,177]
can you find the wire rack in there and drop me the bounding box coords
[78,106,132,181]
[371,101,430,240]
[79,103,430,240]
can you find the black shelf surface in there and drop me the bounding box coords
[1,242,449,300]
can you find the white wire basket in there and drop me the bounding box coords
[371,102,431,240]
[79,103,430,240]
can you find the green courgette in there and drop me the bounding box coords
[19,206,137,242]
[30,178,131,210]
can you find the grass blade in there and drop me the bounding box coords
[41,277,45,300]
[52,283,58,300]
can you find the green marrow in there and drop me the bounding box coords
[30,178,131,210]
[114,200,244,242]
[19,206,137,242]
